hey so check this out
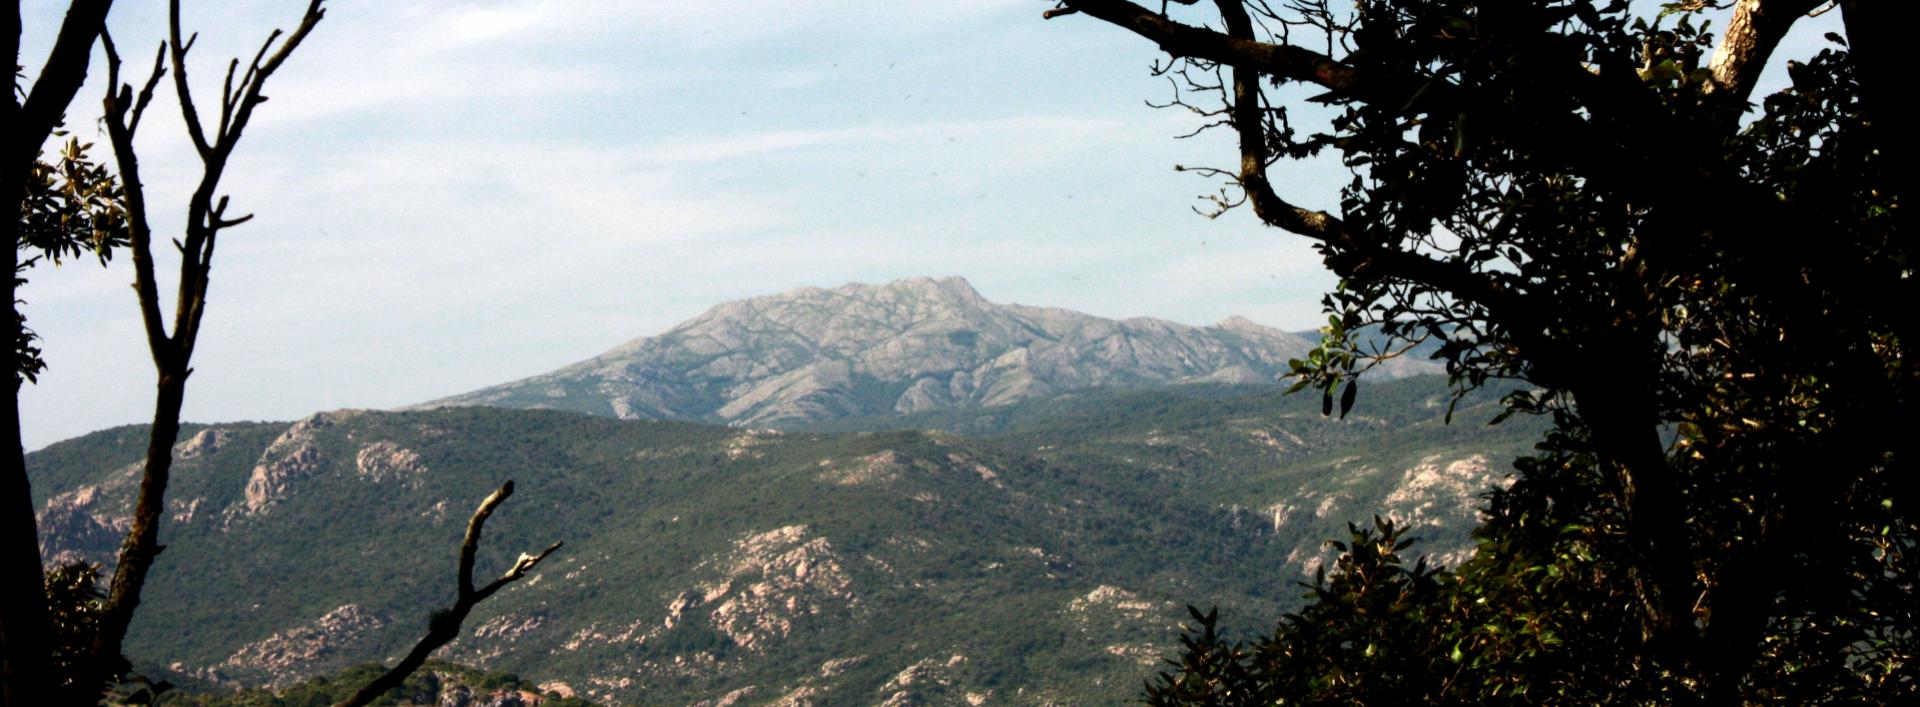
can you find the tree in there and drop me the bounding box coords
[8,4,566,702]
[15,7,571,703]
[4,2,117,704]
[7,0,329,699]
[86,3,326,692]
[1044,0,1910,702]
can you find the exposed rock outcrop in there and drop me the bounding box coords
[233,412,366,518]
[36,458,147,568]
[705,525,857,651]
[240,443,325,516]
[176,428,229,459]
[1382,454,1504,529]
[37,482,133,567]
[220,604,385,684]
[878,654,974,706]
[356,440,427,483]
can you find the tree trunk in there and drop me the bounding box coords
[86,371,186,688]
[1708,0,1826,101]
[0,180,54,707]
[1567,362,1700,661]
[0,398,52,707]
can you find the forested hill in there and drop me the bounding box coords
[31,376,1537,705]
[419,276,1440,426]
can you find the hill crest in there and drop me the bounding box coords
[424,276,1435,426]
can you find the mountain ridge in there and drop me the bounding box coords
[423,276,1438,426]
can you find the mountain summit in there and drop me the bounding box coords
[425,277,1423,426]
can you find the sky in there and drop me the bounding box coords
[15,1,1843,450]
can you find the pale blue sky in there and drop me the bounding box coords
[16,1,1841,449]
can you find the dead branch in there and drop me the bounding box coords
[89,0,326,691]
[333,481,562,707]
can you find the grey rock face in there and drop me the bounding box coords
[423,277,1431,426]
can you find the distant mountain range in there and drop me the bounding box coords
[28,277,1515,705]
[421,277,1440,426]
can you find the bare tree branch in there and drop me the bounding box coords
[333,481,561,707]
[88,1,326,691]
[1208,0,1514,316]
[1056,0,1359,91]
[100,31,171,365]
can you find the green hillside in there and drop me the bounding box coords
[30,376,1541,704]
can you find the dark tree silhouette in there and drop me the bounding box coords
[12,5,572,702]
[1046,0,1910,702]
[4,2,117,704]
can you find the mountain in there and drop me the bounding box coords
[31,378,1538,705]
[422,277,1437,426]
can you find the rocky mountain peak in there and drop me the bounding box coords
[423,277,1436,426]
[833,275,984,305]
[1216,315,1282,335]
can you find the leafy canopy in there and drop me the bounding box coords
[1044,0,1909,703]
[14,137,127,383]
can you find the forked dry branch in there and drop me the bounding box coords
[333,481,562,707]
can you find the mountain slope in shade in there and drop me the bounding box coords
[423,277,1428,426]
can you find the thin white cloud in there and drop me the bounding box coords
[14,0,1348,449]
[632,115,1131,166]
[431,4,554,49]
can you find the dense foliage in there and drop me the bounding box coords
[1048,0,1911,703]
[42,561,125,703]
[13,138,126,383]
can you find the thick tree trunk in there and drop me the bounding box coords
[1571,376,1698,652]
[6,0,120,696]
[0,178,53,707]
[1708,0,1825,101]
[0,397,51,707]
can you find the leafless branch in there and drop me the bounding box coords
[1059,0,1360,92]
[89,1,328,690]
[333,481,562,707]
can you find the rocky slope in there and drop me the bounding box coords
[31,378,1534,705]
[422,277,1433,426]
